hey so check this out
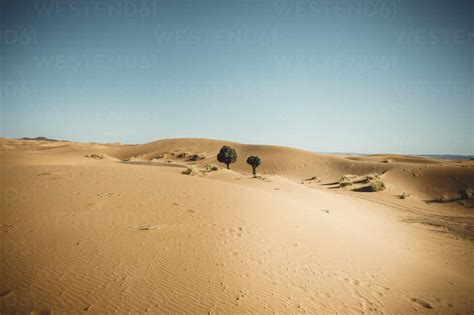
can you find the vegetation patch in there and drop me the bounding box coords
[459,189,473,200]
[340,175,357,181]
[181,166,201,176]
[433,195,449,203]
[188,153,206,161]
[339,175,356,188]
[364,173,380,182]
[400,192,410,199]
[123,156,140,162]
[367,180,386,192]
[429,189,473,205]
[354,180,386,192]
[85,154,106,159]
[175,151,191,158]
[205,164,220,172]
[339,180,353,187]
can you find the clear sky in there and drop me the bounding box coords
[1,0,473,154]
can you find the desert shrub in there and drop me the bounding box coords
[205,164,220,171]
[339,181,353,187]
[400,192,410,199]
[246,156,261,176]
[434,195,448,202]
[176,151,191,158]
[459,189,473,199]
[181,167,193,175]
[189,153,206,161]
[85,154,104,159]
[181,166,200,176]
[217,146,237,169]
[366,173,379,181]
[383,158,392,163]
[367,180,386,192]
[339,175,355,187]
[340,175,357,181]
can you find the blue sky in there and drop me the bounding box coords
[1,0,472,154]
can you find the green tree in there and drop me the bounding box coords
[246,156,261,176]
[217,146,237,169]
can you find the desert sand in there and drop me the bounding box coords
[1,137,473,314]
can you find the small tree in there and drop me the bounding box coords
[246,156,261,176]
[217,146,237,169]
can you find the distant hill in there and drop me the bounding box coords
[20,136,67,142]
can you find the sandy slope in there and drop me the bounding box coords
[1,138,473,314]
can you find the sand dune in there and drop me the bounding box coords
[1,138,473,314]
[110,138,474,202]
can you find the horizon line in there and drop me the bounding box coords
[7,136,474,158]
